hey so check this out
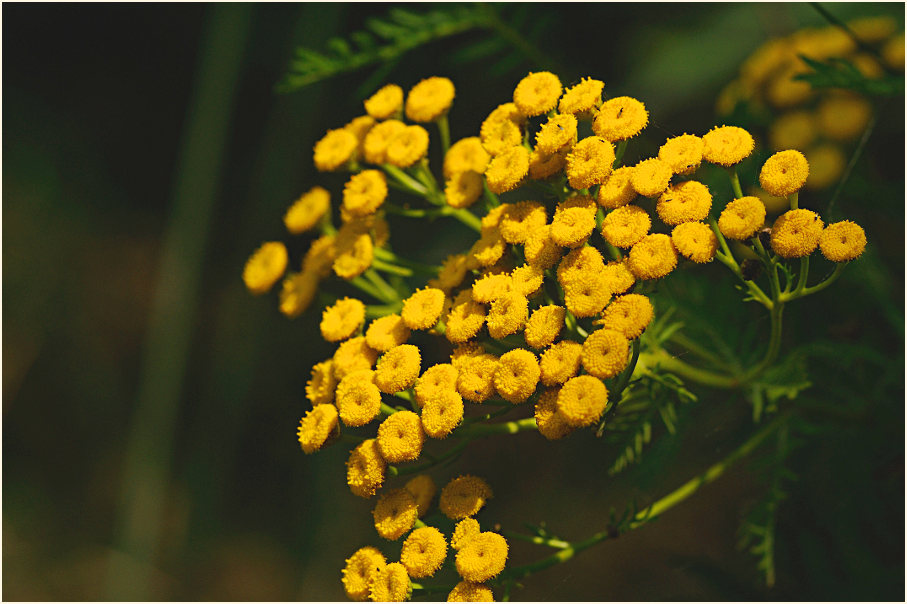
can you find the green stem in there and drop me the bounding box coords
[374,247,441,274]
[454,417,538,438]
[612,338,640,399]
[752,236,781,300]
[602,239,623,261]
[613,139,629,168]
[350,275,394,304]
[380,402,399,416]
[440,205,482,232]
[727,167,744,199]
[483,180,500,209]
[502,530,570,550]
[364,268,400,302]
[666,333,735,371]
[436,114,451,155]
[371,257,414,277]
[789,191,799,210]
[709,219,773,309]
[383,164,429,196]
[388,439,471,476]
[781,263,845,302]
[365,302,403,318]
[793,255,809,295]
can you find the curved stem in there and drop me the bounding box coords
[613,139,629,168]
[350,275,396,304]
[789,191,799,210]
[502,530,570,550]
[793,255,809,295]
[781,262,844,302]
[436,115,451,155]
[454,417,538,438]
[727,166,744,199]
[382,164,429,196]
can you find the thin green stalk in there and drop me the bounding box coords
[371,257,414,277]
[793,256,809,295]
[781,263,845,302]
[709,218,773,309]
[440,205,482,232]
[364,268,400,302]
[789,191,799,210]
[752,235,781,299]
[612,338,640,398]
[483,181,501,209]
[454,417,537,438]
[388,439,471,476]
[350,275,395,304]
[373,247,441,274]
[383,164,429,196]
[727,167,744,199]
[502,530,570,550]
[436,115,451,155]
[602,239,623,261]
[613,139,629,167]
[666,333,735,371]
[365,302,403,318]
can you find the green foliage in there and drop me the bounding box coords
[794,55,905,97]
[748,351,812,422]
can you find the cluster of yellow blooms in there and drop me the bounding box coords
[245,68,867,600]
[718,15,903,195]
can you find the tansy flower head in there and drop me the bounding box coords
[401,526,448,578]
[485,147,530,194]
[347,439,386,498]
[364,83,404,119]
[375,344,422,394]
[559,77,605,118]
[494,349,540,403]
[455,533,508,583]
[601,259,636,295]
[366,314,411,353]
[440,475,493,520]
[313,128,359,171]
[481,204,508,230]
[343,170,388,218]
[435,254,471,292]
[550,206,596,248]
[819,220,866,262]
[486,291,530,340]
[451,518,482,553]
[421,390,465,439]
[536,113,578,155]
[630,157,673,198]
[882,32,905,69]
[363,119,407,164]
[480,117,522,157]
[563,272,611,318]
[529,145,569,180]
[345,114,377,145]
[671,222,718,263]
[510,263,545,297]
[333,336,379,380]
[368,562,411,602]
[765,65,813,108]
[702,125,755,166]
[472,272,513,304]
[817,94,872,142]
[415,363,459,406]
[805,144,846,190]
[499,201,547,245]
[718,196,766,240]
[405,474,437,518]
[306,360,337,406]
[656,180,712,225]
[557,245,606,290]
[769,111,817,152]
[593,96,649,141]
[557,375,609,427]
[336,370,382,427]
[601,205,651,248]
[469,228,506,268]
[525,305,566,350]
[539,340,583,386]
[534,387,575,440]
[304,234,337,277]
[450,342,486,367]
[406,76,456,123]
[770,209,824,258]
[243,241,288,295]
[556,193,598,216]
[377,410,425,463]
[513,71,562,117]
[445,294,487,344]
[524,225,563,270]
[284,186,330,234]
[444,137,491,178]
[386,125,430,168]
[582,328,630,378]
[456,353,499,403]
[599,294,654,339]
[402,288,446,330]
[279,271,318,318]
[597,166,638,209]
[759,150,809,197]
[627,233,678,280]
[321,297,366,342]
[658,134,704,176]
[342,546,387,601]
[297,404,339,454]
[333,229,373,280]
[566,136,615,190]
[445,170,484,209]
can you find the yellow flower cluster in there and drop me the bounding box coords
[717,16,903,191]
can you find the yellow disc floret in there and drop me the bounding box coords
[770,209,824,258]
[284,186,330,234]
[494,349,540,403]
[368,562,411,602]
[550,206,596,248]
[718,196,766,240]
[563,272,611,318]
[819,220,866,262]
[243,241,288,295]
[366,314,412,353]
[582,328,629,378]
[415,363,459,407]
[306,360,337,406]
[524,305,566,349]
[451,518,481,551]
[536,113,578,155]
[347,438,386,498]
[444,137,491,178]
[485,146,530,194]
[630,158,673,198]
[565,136,615,190]
[702,125,755,166]
[601,205,651,249]
[445,293,487,344]
[279,271,318,318]
[445,170,484,209]
[534,387,574,440]
[759,150,809,197]
[557,375,609,428]
[342,546,387,601]
[377,410,425,463]
[386,125,430,168]
[375,344,422,394]
[498,201,547,244]
[601,260,636,294]
[658,134,704,176]
[406,76,456,123]
[597,166,637,209]
[510,263,545,297]
[627,234,678,280]
[297,404,339,454]
[401,526,448,578]
[539,340,583,386]
[321,297,367,342]
[440,475,493,520]
[402,288,446,330]
[333,336,379,380]
[671,222,718,263]
[364,84,404,119]
[558,77,605,118]
[656,180,712,225]
[513,71,562,117]
[313,128,358,171]
[455,532,508,583]
[486,292,529,340]
[456,354,499,403]
[336,370,382,427]
[421,390,465,439]
[363,119,407,164]
[599,294,654,339]
[405,474,437,518]
[524,225,563,270]
[343,169,388,218]
[593,96,648,141]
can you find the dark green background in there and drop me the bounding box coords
[3,3,903,600]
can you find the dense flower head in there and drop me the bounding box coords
[401,526,448,578]
[816,94,872,142]
[314,128,359,171]
[550,206,596,247]
[297,404,339,454]
[444,137,491,178]
[534,387,574,440]
[386,125,430,168]
[469,227,507,268]
[435,254,471,292]
[499,201,547,244]
[375,344,422,394]
[630,157,673,198]
[702,125,755,166]
[601,259,636,295]
[456,353,499,403]
[480,116,522,157]
[596,166,638,209]
[445,293,487,344]
[819,220,866,262]
[539,340,583,386]
[563,272,611,318]
[347,439,386,498]
[373,488,420,540]
[415,363,459,407]
[421,390,465,438]
[558,77,605,118]
[528,145,570,180]
[718,196,766,240]
[510,263,545,297]
[333,337,379,380]
[455,532,508,583]
[759,150,809,197]
[770,209,824,258]
[440,475,493,520]
[513,71,562,116]
[345,114,377,146]
[656,180,712,225]
[582,328,630,379]
[368,562,411,602]
[451,518,481,551]
[627,234,678,280]
[405,474,437,518]
[377,410,425,463]
[523,225,563,270]
[343,170,388,218]
[365,314,412,353]
[364,84,404,119]
[336,370,382,427]
[342,546,387,601]
[593,96,648,141]
[333,228,374,280]
[303,234,338,277]
[285,186,330,234]
[363,119,407,164]
[601,205,651,248]
[524,305,566,349]
[671,222,718,263]
[472,273,513,304]
[494,349,540,403]
[321,297,367,342]
[566,136,615,190]
[279,271,319,318]
[658,134,704,176]
[485,146,530,194]
[244,241,288,295]
[599,294,654,339]
[557,375,609,428]
[402,287,446,330]
[445,170,484,209]
[536,113,578,155]
[486,292,530,340]
[406,76,456,122]
[557,245,606,290]
[306,360,337,406]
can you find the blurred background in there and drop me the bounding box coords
[3,3,904,601]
